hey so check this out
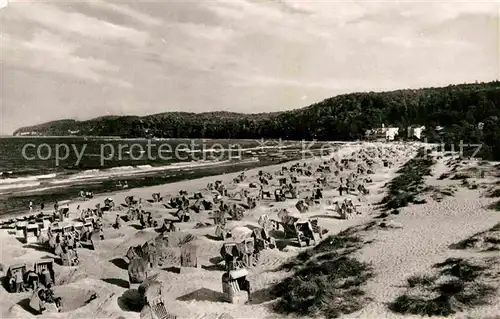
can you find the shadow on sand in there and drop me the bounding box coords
[17,298,40,315]
[101,278,129,289]
[162,267,181,274]
[248,287,278,305]
[177,288,225,302]
[202,264,225,272]
[117,289,143,312]
[129,224,144,230]
[244,224,260,231]
[110,258,129,270]
[205,234,223,241]
[24,244,54,254]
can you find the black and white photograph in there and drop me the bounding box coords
[1,1,500,318]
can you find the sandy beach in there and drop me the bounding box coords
[1,142,499,319]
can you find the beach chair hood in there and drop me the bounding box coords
[230,226,252,242]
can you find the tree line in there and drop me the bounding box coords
[14,81,500,160]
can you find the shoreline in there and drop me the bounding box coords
[1,141,366,218]
[0,138,350,216]
[0,158,282,219]
[0,143,365,222]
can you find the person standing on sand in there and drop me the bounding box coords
[14,269,24,292]
[114,214,122,229]
[54,201,59,213]
[29,201,33,212]
[95,217,104,240]
[40,202,44,211]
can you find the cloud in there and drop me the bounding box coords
[179,22,235,41]
[2,30,131,87]
[9,1,150,47]
[86,1,163,27]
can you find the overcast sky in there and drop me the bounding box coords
[1,0,499,134]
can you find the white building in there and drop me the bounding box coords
[408,125,426,140]
[366,124,399,141]
[385,127,399,141]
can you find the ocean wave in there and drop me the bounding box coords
[11,184,69,194]
[0,168,40,177]
[67,160,233,181]
[108,166,135,172]
[0,173,57,185]
[0,181,41,191]
[0,157,260,195]
[174,144,299,154]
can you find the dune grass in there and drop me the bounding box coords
[406,274,438,288]
[379,147,435,210]
[449,223,500,252]
[389,258,498,317]
[488,200,500,211]
[487,188,500,198]
[389,258,496,316]
[426,185,457,202]
[450,173,470,180]
[271,227,373,319]
[438,172,451,180]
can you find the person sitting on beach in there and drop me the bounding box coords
[159,219,176,233]
[238,276,251,302]
[40,202,45,211]
[26,270,39,291]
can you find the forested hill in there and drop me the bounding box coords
[13,81,500,159]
